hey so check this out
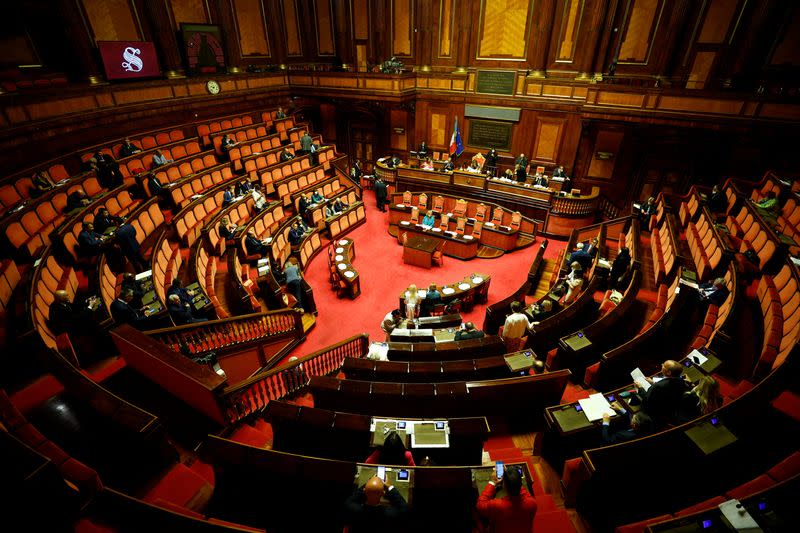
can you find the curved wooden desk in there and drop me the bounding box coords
[397,222,479,260]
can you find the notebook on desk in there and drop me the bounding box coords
[553,406,593,432]
[685,419,738,455]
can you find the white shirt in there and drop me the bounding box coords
[503,312,533,338]
[382,312,399,334]
[251,189,266,209]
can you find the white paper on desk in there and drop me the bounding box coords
[688,349,708,365]
[679,278,699,289]
[578,393,615,422]
[631,368,650,391]
[718,500,760,530]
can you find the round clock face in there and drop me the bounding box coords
[206,80,220,94]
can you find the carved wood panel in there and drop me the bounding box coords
[314,0,335,55]
[392,0,413,57]
[282,0,303,55]
[476,0,532,60]
[81,0,142,43]
[533,119,565,162]
[617,0,665,64]
[232,0,270,57]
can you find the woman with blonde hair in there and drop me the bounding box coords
[693,375,722,414]
[405,284,420,322]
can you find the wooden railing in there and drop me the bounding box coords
[598,194,622,220]
[220,333,369,424]
[145,310,303,357]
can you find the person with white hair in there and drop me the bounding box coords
[167,293,207,325]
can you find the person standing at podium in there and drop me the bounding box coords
[515,153,529,173]
[484,148,498,176]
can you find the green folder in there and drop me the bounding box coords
[685,421,737,455]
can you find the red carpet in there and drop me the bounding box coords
[288,189,566,357]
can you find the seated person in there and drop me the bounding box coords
[421,283,441,316]
[443,157,455,171]
[218,217,237,240]
[529,299,553,322]
[533,173,549,187]
[30,171,53,197]
[237,180,252,196]
[298,193,311,220]
[95,153,123,188]
[455,322,485,341]
[421,211,436,227]
[638,196,657,228]
[708,185,726,214]
[120,272,145,308]
[467,161,482,173]
[245,229,269,257]
[66,190,90,212]
[48,290,89,336]
[698,277,729,306]
[568,242,592,270]
[93,207,123,234]
[679,375,722,422]
[601,403,654,444]
[381,309,403,341]
[166,278,195,307]
[633,359,690,426]
[219,134,237,157]
[275,106,286,119]
[222,184,236,206]
[364,430,416,466]
[325,204,336,218]
[296,217,311,233]
[476,465,537,533]
[151,149,173,168]
[279,147,295,162]
[562,264,584,304]
[421,158,434,170]
[553,165,566,178]
[146,173,164,196]
[311,189,325,203]
[77,221,108,257]
[608,247,631,290]
[288,222,304,245]
[332,198,348,213]
[118,138,141,157]
[502,169,515,181]
[110,289,149,327]
[344,475,408,533]
[251,184,267,212]
[167,294,207,325]
[585,237,599,257]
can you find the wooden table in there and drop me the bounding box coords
[398,221,480,260]
[403,235,439,268]
[332,238,360,299]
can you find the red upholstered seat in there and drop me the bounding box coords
[534,510,576,532]
[144,463,212,512]
[771,391,800,422]
[674,496,727,517]
[561,457,589,507]
[724,474,775,499]
[767,451,800,482]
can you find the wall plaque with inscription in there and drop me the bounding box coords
[467,119,513,151]
[476,70,516,95]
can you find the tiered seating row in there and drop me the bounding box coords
[5,175,110,257]
[678,189,701,227]
[206,195,256,256]
[685,209,724,281]
[327,202,366,239]
[305,189,360,230]
[174,189,226,248]
[153,152,219,189]
[152,234,182,307]
[197,113,256,145]
[281,167,327,207]
[194,243,227,319]
[689,264,736,350]
[726,203,779,271]
[755,263,800,378]
[238,203,287,262]
[81,128,186,161]
[31,254,79,349]
[777,196,800,240]
[650,219,676,284]
[168,164,234,208]
[228,252,262,313]
[0,163,70,210]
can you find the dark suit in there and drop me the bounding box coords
[288,227,303,246]
[115,224,147,272]
[515,166,527,183]
[300,134,313,153]
[168,302,205,325]
[638,376,689,425]
[601,411,642,444]
[78,230,105,257]
[94,213,122,233]
[515,156,528,172]
[222,189,234,206]
[219,223,235,240]
[375,180,388,211]
[553,168,566,178]
[476,483,537,533]
[421,289,441,316]
[344,486,408,533]
[119,143,140,157]
[534,175,549,187]
[280,151,294,162]
[110,299,146,327]
[569,249,593,270]
[699,283,729,307]
[147,175,163,196]
[443,161,455,171]
[48,301,81,336]
[455,329,485,341]
[708,191,726,214]
[245,234,268,256]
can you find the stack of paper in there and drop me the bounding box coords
[631,368,649,391]
[577,393,615,422]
